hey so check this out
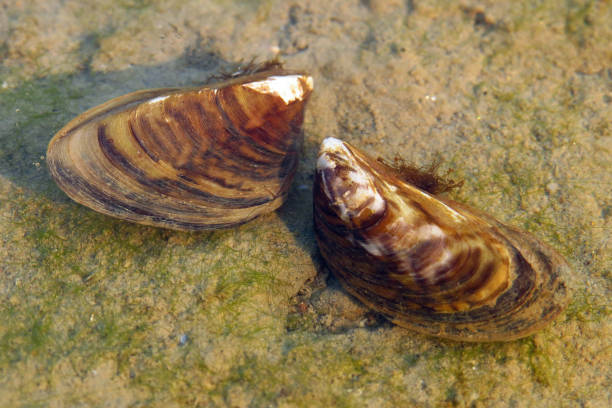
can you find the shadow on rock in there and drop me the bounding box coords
[275,133,322,259]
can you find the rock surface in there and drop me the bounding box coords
[0,0,610,406]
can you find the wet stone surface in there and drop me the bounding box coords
[0,0,610,407]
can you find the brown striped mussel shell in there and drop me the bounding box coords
[313,137,570,342]
[47,70,313,230]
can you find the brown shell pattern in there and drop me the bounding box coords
[314,137,570,342]
[47,71,313,230]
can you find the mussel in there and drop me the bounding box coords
[314,137,570,341]
[47,70,313,230]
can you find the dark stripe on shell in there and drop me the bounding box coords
[98,122,275,209]
[129,120,159,162]
[98,124,147,180]
[214,90,292,160]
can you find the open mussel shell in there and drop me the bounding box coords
[47,70,313,230]
[314,137,570,342]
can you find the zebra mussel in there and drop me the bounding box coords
[314,137,570,341]
[47,69,313,230]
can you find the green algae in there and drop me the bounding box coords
[565,289,611,324]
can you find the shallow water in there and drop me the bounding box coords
[0,0,610,406]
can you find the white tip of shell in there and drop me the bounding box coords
[147,95,170,105]
[317,137,349,172]
[320,137,346,153]
[316,137,385,224]
[245,75,313,104]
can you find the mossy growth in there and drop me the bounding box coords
[564,288,611,324]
